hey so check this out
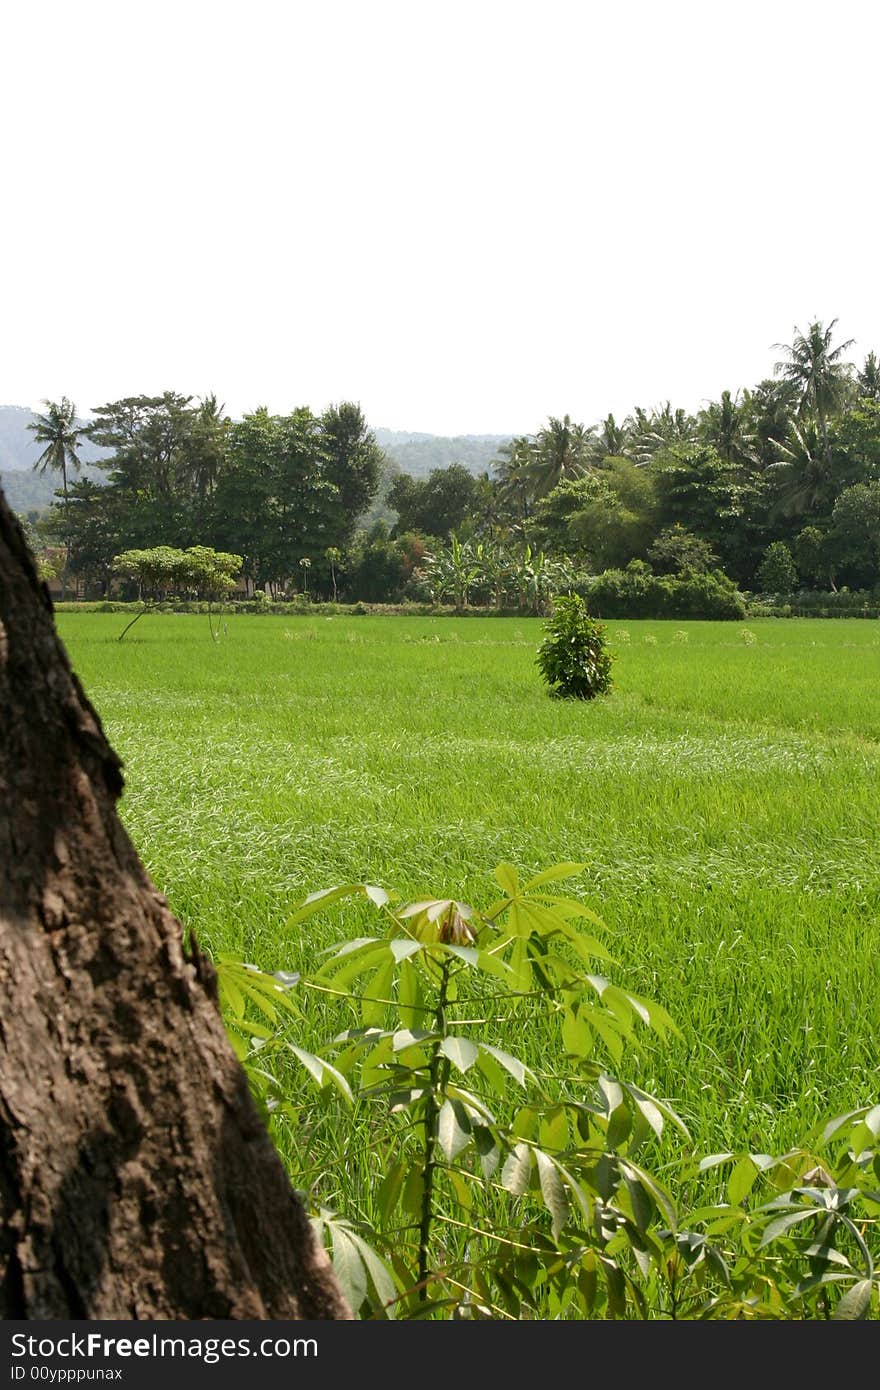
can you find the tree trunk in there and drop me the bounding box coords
[0,489,350,1320]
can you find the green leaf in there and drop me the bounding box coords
[820,1107,869,1144]
[440,1035,479,1073]
[518,900,573,938]
[538,895,608,928]
[562,1007,592,1058]
[361,958,394,1027]
[440,944,479,967]
[606,984,648,1026]
[727,1155,759,1205]
[833,1279,873,1320]
[705,1245,731,1287]
[623,1170,655,1234]
[758,1207,825,1246]
[398,958,425,1029]
[445,1084,496,1124]
[317,943,389,990]
[437,1098,472,1161]
[540,1108,569,1152]
[389,938,423,963]
[401,1164,424,1215]
[218,972,246,1021]
[475,1049,509,1097]
[698,1152,735,1173]
[319,935,381,961]
[479,1043,533,1088]
[602,1257,627,1319]
[501,1142,532,1196]
[236,977,279,1024]
[535,1149,569,1242]
[287,883,387,928]
[494,862,520,897]
[345,1228,398,1315]
[330,1224,367,1312]
[399,897,465,923]
[474,1126,500,1179]
[509,934,530,990]
[629,1089,665,1140]
[552,1157,593,1227]
[364,885,391,909]
[620,1158,678,1231]
[288,1044,354,1103]
[598,1075,624,1115]
[507,904,530,940]
[560,928,615,967]
[589,1011,625,1065]
[578,1255,598,1313]
[378,1160,407,1225]
[606,1103,632,1151]
[392,1028,435,1052]
[446,1166,474,1212]
[863,1104,880,1138]
[512,1106,539,1141]
[474,949,514,982]
[236,1019,272,1040]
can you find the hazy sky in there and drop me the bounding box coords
[3,0,878,435]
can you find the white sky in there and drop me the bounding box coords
[2,0,878,436]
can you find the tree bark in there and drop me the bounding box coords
[0,489,350,1319]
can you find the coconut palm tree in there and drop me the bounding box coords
[588,412,632,465]
[767,419,836,519]
[493,435,537,536]
[627,402,696,465]
[531,415,594,499]
[697,390,757,474]
[28,398,83,599]
[773,319,855,466]
[857,351,880,400]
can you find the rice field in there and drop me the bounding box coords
[58,611,880,1165]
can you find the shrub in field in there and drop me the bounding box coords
[536,592,614,700]
[669,571,746,620]
[756,542,798,594]
[218,865,880,1320]
[584,565,745,620]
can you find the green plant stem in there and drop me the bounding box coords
[417,955,452,1300]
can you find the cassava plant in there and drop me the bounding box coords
[216,865,879,1320]
[220,863,689,1317]
[536,592,614,699]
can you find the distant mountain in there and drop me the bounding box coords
[375,429,512,479]
[0,406,514,514]
[0,405,109,473]
[0,405,109,513]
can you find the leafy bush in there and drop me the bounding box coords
[218,864,880,1320]
[536,592,614,699]
[582,564,746,620]
[756,542,798,594]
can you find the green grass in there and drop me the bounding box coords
[59,611,880,1167]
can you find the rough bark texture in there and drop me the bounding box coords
[0,490,350,1319]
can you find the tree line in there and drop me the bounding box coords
[23,319,880,607]
[29,395,383,600]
